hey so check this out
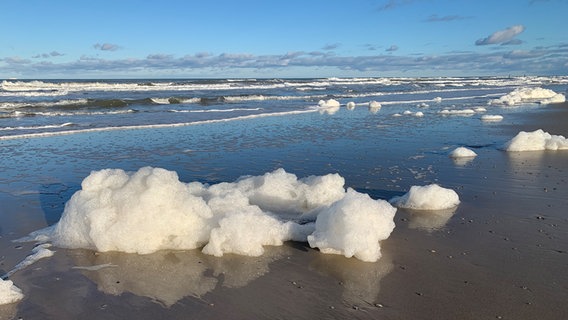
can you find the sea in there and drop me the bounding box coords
[2,77,567,140]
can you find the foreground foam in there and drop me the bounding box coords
[307,189,396,262]
[504,129,568,151]
[390,184,460,211]
[31,167,396,262]
[0,279,23,305]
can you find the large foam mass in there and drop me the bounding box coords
[490,87,565,106]
[307,189,396,262]
[504,129,568,151]
[42,167,395,261]
[52,167,214,254]
[390,184,460,210]
[0,279,23,305]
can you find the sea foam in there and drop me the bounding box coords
[449,147,477,158]
[34,167,396,262]
[0,279,23,305]
[504,129,568,151]
[390,184,460,211]
[307,189,396,262]
[490,87,566,106]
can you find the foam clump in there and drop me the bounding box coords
[346,101,356,110]
[318,99,340,109]
[307,189,396,262]
[438,109,476,116]
[481,115,504,122]
[449,147,477,158]
[0,279,23,305]
[504,129,568,151]
[318,99,340,114]
[490,87,565,106]
[38,167,396,262]
[50,167,214,254]
[368,101,382,113]
[390,184,460,211]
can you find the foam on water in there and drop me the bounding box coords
[438,109,477,116]
[317,99,341,115]
[490,87,566,106]
[504,129,568,151]
[481,114,504,122]
[449,147,477,158]
[390,184,460,211]
[28,167,396,262]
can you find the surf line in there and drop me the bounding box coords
[0,109,317,141]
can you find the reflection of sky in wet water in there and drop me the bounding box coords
[69,243,395,307]
[309,252,393,304]
[72,247,291,307]
[404,208,458,232]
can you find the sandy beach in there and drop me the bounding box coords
[1,95,568,319]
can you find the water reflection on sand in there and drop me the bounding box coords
[309,251,393,304]
[72,246,291,307]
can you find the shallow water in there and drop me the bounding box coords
[2,76,567,139]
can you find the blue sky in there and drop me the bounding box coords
[1,0,567,78]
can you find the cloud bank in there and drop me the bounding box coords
[2,44,567,77]
[475,25,525,46]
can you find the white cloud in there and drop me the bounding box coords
[386,45,399,52]
[378,0,416,11]
[475,25,526,46]
[94,43,121,51]
[147,53,174,60]
[2,56,31,64]
[32,51,65,59]
[424,14,471,22]
[322,43,341,51]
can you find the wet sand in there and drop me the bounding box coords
[1,103,568,319]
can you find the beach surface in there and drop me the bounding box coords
[1,95,568,319]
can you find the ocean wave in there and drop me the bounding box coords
[0,99,89,110]
[0,122,76,131]
[0,109,318,140]
[2,109,137,118]
[150,97,201,104]
[1,80,285,94]
[5,77,565,97]
[169,107,263,113]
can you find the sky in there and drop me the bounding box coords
[1,0,567,78]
